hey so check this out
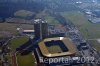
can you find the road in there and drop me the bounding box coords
[52,12,100,66]
[0,36,17,66]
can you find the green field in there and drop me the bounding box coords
[17,53,35,66]
[47,46,62,53]
[61,11,100,39]
[8,36,36,66]
[36,11,60,25]
[45,15,60,25]
[9,36,29,50]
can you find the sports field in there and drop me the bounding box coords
[17,53,35,66]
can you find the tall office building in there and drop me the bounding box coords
[34,19,48,39]
[41,21,48,39]
[34,19,41,39]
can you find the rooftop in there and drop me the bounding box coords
[23,30,34,32]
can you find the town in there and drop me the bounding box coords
[0,0,100,66]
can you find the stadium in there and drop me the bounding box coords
[38,37,76,57]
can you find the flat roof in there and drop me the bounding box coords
[23,30,34,32]
[38,37,76,57]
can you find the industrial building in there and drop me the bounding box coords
[22,30,34,35]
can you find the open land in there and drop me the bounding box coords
[61,11,100,51]
[0,23,34,38]
[17,53,35,66]
[8,36,36,66]
[61,11,100,39]
[9,36,29,50]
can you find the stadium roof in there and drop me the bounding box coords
[38,37,76,57]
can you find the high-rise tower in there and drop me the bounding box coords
[34,19,48,39]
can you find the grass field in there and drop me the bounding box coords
[36,11,60,25]
[9,36,36,66]
[47,46,62,53]
[45,15,60,25]
[0,23,34,38]
[17,53,35,66]
[61,11,100,39]
[9,36,29,50]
